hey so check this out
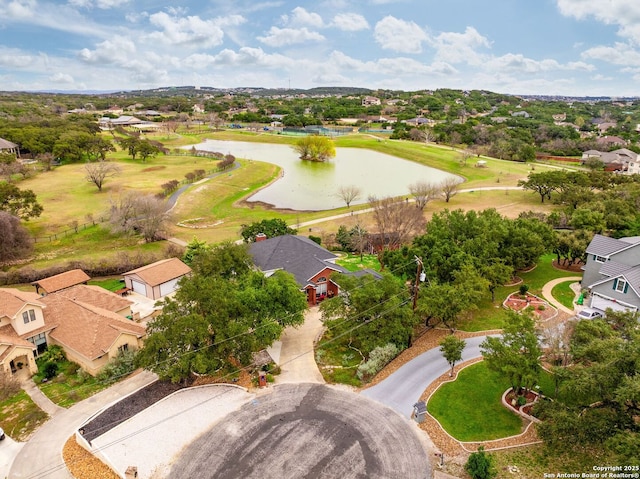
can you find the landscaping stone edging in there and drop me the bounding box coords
[501,388,542,424]
[502,291,559,323]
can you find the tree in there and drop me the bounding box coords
[368,195,425,253]
[408,180,440,210]
[118,137,141,160]
[336,185,361,208]
[320,272,418,355]
[240,218,297,243]
[481,311,541,395]
[182,237,211,266]
[86,136,115,161]
[464,446,497,479]
[108,192,171,242]
[136,244,306,382]
[0,211,32,262]
[136,140,161,162]
[293,135,336,162]
[440,335,466,376]
[518,170,566,203]
[0,183,43,220]
[85,160,121,191]
[440,177,460,203]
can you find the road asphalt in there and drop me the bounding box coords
[361,335,491,417]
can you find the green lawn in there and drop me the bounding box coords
[89,277,125,292]
[335,253,381,272]
[427,361,524,441]
[551,280,578,309]
[315,325,364,387]
[0,390,48,441]
[461,254,581,332]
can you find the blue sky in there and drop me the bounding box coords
[1,0,639,95]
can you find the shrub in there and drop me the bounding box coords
[308,235,322,245]
[0,372,21,400]
[96,350,137,384]
[356,343,400,381]
[464,446,497,479]
[516,395,527,406]
[42,362,59,380]
[519,284,529,296]
[538,304,545,311]
[40,345,66,363]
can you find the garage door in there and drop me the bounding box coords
[131,280,147,296]
[159,278,179,297]
[591,294,637,313]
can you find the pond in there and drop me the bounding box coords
[189,139,461,211]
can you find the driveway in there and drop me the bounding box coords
[361,335,490,417]
[9,370,157,479]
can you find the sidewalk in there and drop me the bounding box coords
[540,276,582,315]
[21,378,65,417]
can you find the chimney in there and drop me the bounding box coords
[255,233,267,242]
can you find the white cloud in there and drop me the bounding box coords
[331,13,369,32]
[68,0,129,8]
[328,50,455,77]
[147,12,245,48]
[282,7,324,27]
[2,0,37,19]
[582,42,640,66]
[184,47,297,70]
[485,53,595,73]
[432,27,491,65]
[49,72,74,83]
[0,47,34,68]
[78,36,136,64]
[374,16,427,53]
[556,0,640,42]
[257,27,325,46]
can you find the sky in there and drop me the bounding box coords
[1,0,640,96]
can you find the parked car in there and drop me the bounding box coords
[0,426,5,440]
[577,307,604,320]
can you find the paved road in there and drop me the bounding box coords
[9,370,157,479]
[169,383,431,479]
[361,335,490,417]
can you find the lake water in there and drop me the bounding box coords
[190,139,460,211]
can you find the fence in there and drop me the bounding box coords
[33,218,107,243]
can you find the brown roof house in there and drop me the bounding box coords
[0,283,144,377]
[0,289,47,376]
[32,269,90,295]
[123,258,191,300]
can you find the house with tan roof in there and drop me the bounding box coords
[32,269,90,295]
[0,283,144,377]
[123,258,191,300]
[0,289,47,375]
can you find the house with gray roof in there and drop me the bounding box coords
[582,234,640,313]
[249,235,380,305]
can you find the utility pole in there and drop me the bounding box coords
[412,256,425,311]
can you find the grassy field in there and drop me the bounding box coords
[427,361,524,441]
[551,280,579,309]
[9,131,562,271]
[335,253,382,272]
[33,359,109,408]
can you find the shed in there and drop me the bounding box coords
[123,258,191,300]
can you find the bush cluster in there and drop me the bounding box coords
[356,343,399,381]
[0,248,181,286]
[96,350,137,384]
[217,154,235,171]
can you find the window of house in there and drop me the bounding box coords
[23,311,29,324]
[29,309,36,322]
[27,332,47,355]
[118,344,129,354]
[595,255,606,263]
[615,279,627,293]
[316,276,327,283]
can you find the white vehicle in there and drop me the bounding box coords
[0,426,5,440]
[577,307,604,320]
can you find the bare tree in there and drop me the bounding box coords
[459,149,473,166]
[368,195,426,253]
[408,180,440,210]
[85,160,121,192]
[0,211,33,263]
[440,177,461,203]
[0,371,21,400]
[336,185,362,208]
[109,192,171,242]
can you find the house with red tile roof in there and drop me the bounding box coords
[32,269,90,295]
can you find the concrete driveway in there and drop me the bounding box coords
[361,335,490,417]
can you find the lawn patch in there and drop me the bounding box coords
[0,390,48,441]
[427,361,524,441]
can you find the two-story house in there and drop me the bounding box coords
[582,234,640,314]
